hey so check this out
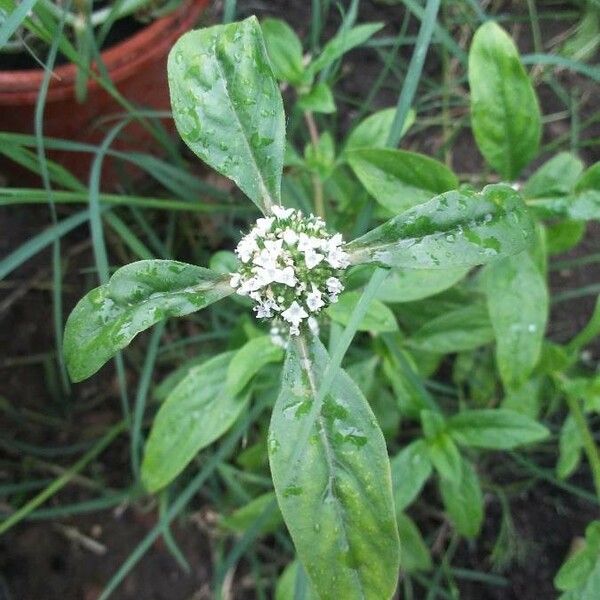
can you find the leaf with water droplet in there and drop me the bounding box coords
[268,332,400,599]
[168,16,285,214]
[141,351,250,492]
[483,251,548,389]
[347,184,534,270]
[64,260,232,382]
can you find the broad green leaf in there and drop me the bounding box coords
[439,458,484,538]
[347,184,534,270]
[501,377,542,419]
[347,148,458,213]
[276,560,318,600]
[268,334,400,600]
[422,410,462,483]
[376,267,469,303]
[575,162,600,194]
[390,439,432,511]
[64,260,231,382]
[410,303,494,353]
[468,21,541,179]
[522,152,584,199]
[262,18,305,85]
[220,491,283,535]
[396,513,432,572]
[308,23,383,75]
[447,409,549,450]
[344,107,415,152]
[546,220,586,256]
[168,17,285,213]
[555,522,600,593]
[298,82,336,114]
[141,352,249,492]
[226,335,284,396]
[557,415,582,480]
[327,291,398,332]
[485,252,548,388]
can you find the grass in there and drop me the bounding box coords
[1,0,599,598]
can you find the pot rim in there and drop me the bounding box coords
[0,0,208,105]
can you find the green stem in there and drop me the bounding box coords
[564,391,600,501]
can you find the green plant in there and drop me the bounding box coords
[1,1,597,598]
[55,11,600,598]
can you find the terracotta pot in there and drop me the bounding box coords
[0,0,209,188]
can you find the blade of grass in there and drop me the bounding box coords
[0,0,39,46]
[0,420,126,535]
[131,322,165,478]
[0,209,97,280]
[34,2,71,395]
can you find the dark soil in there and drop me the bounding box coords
[1,1,599,599]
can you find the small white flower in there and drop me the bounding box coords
[272,205,295,220]
[229,273,241,288]
[306,285,325,312]
[255,217,274,235]
[298,233,321,252]
[281,301,308,329]
[282,228,298,246]
[326,277,343,295]
[304,248,325,270]
[256,303,273,318]
[264,238,284,256]
[275,266,297,287]
[237,277,262,295]
[236,235,259,263]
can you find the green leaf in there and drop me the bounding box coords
[396,513,432,572]
[557,415,582,480]
[268,334,400,600]
[64,260,231,382]
[168,16,285,213]
[555,522,600,592]
[308,23,383,75]
[347,148,458,214]
[410,303,494,353]
[376,267,469,303]
[522,152,584,199]
[468,21,541,179]
[447,409,549,450]
[422,410,462,483]
[546,220,586,256]
[344,107,415,152]
[439,458,484,538]
[390,439,432,511]
[226,336,284,396]
[276,560,318,600]
[262,18,305,85]
[220,491,283,535]
[327,291,398,332]
[304,131,336,179]
[347,184,534,270]
[575,162,600,194]
[298,82,336,114]
[141,352,249,492]
[485,252,548,388]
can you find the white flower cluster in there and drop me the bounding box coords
[230,205,350,337]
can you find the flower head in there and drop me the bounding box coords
[231,207,350,337]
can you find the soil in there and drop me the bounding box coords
[1,1,599,599]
